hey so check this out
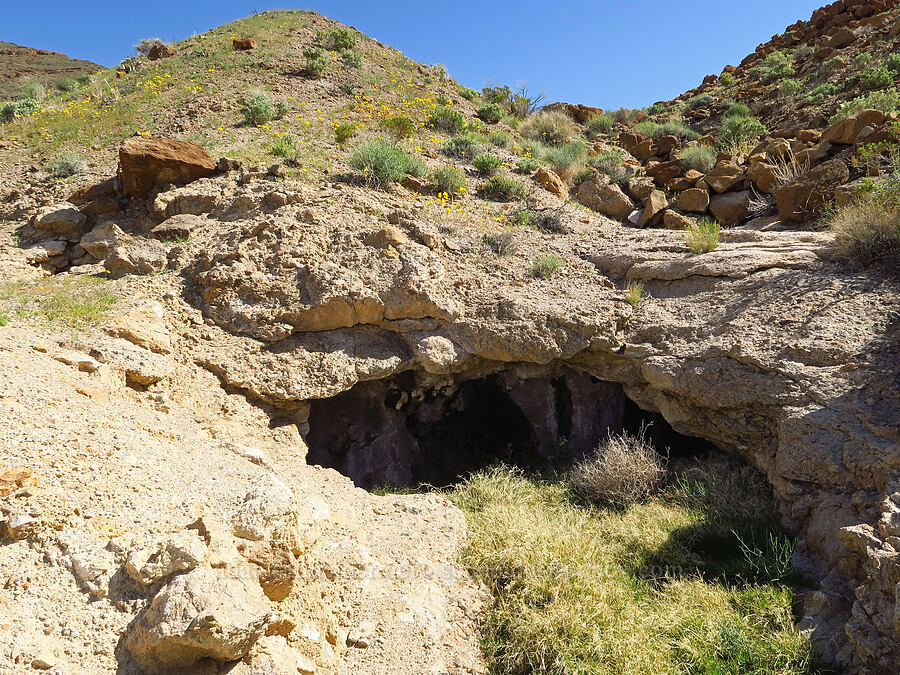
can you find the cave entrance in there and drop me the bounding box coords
[304,365,704,490]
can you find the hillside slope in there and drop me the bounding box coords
[0,41,101,99]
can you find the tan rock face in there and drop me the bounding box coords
[639,190,668,227]
[677,187,710,214]
[776,158,850,223]
[118,136,217,199]
[535,167,569,198]
[577,174,634,219]
[747,162,779,194]
[704,162,745,194]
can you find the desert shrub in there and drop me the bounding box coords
[792,44,814,62]
[56,78,78,93]
[380,116,415,140]
[830,198,900,270]
[686,94,715,110]
[334,123,357,145]
[854,52,874,68]
[477,102,505,124]
[632,120,658,137]
[431,165,467,194]
[749,51,794,83]
[723,102,750,118]
[516,157,541,173]
[823,55,846,70]
[611,107,643,124]
[444,135,481,159]
[274,101,289,119]
[654,120,700,141]
[680,146,717,173]
[429,107,465,134]
[19,81,45,101]
[134,37,165,56]
[718,115,767,149]
[473,153,503,175]
[459,87,479,101]
[543,140,588,181]
[530,253,562,279]
[568,430,665,506]
[860,66,893,91]
[341,49,362,68]
[645,103,666,116]
[589,150,627,184]
[886,53,900,75]
[303,47,328,77]
[830,88,900,122]
[519,110,579,145]
[349,139,422,187]
[719,71,735,87]
[482,174,526,200]
[685,217,722,254]
[316,27,355,51]
[242,92,276,126]
[0,98,38,123]
[45,154,87,178]
[806,83,836,104]
[779,78,802,96]
[574,167,595,184]
[624,281,644,307]
[585,113,615,135]
[488,130,513,149]
[483,231,518,256]
[271,134,299,158]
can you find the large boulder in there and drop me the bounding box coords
[119,136,216,199]
[710,191,752,226]
[638,190,668,227]
[776,159,850,223]
[577,175,634,220]
[747,162,779,194]
[104,237,168,276]
[125,566,272,673]
[704,162,745,194]
[677,187,710,214]
[33,203,87,239]
[124,531,207,587]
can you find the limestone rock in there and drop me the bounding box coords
[95,338,174,386]
[626,176,655,201]
[33,203,87,238]
[577,174,634,220]
[79,222,125,259]
[662,209,695,230]
[238,540,297,602]
[151,213,202,240]
[124,531,208,586]
[232,636,316,675]
[119,136,216,199]
[125,566,273,673]
[104,237,168,276]
[232,475,303,554]
[105,302,172,354]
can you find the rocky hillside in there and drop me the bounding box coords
[0,41,100,99]
[0,5,898,675]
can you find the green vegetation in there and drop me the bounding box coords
[719,72,735,87]
[685,94,715,110]
[585,112,615,135]
[779,78,802,96]
[448,452,814,675]
[340,49,362,69]
[459,87,479,101]
[519,110,579,144]
[476,102,505,124]
[823,56,845,71]
[830,88,900,123]
[633,119,699,142]
[886,53,900,75]
[316,27,356,50]
[380,116,416,140]
[19,81,45,101]
[348,139,423,187]
[854,52,874,68]
[431,165,467,194]
[0,276,116,328]
[680,146,717,174]
[806,83,837,104]
[530,253,563,278]
[792,44,814,62]
[271,134,299,158]
[748,51,794,83]
[516,157,541,173]
[624,281,644,307]
[860,66,893,91]
[45,154,87,178]
[483,230,518,256]
[429,106,465,134]
[334,123,357,145]
[302,47,328,77]
[717,103,767,151]
[444,134,481,159]
[542,140,589,181]
[482,174,526,200]
[723,102,750,118]
[56,77,79,93]
[242,92,278,126]
[590,150,627,184]
[473,153,503,175]
[488,130,513,149]
[0,98,38,124]
[685,217,722,254]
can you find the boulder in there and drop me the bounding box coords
[125,566,272,673]
[662,209,695,230]
[677,187,710,213]
[828,27,856,49]
[776,158,850,223]
[710,191,752,226]
[646,160,684,187]
[124,531,207,587]
[105,302,172,354]
[655,134,680,156]
[535,167,568,199]
[577,175,634,220]
[704,162,745,194]
[150,214,202,240]
[119,136,216,199]
[104,237,168,276]
[33,203,87,238]
[147,44,176,60]
[626,177,655,201]
[638,190,668,227]
[69,178,118,205]
[233,38,258,50]
[232,636,315,675]
[747,162,779,194]
[79,222,125,259]
[95,338,174,386]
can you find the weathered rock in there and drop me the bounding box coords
[104,237,167,276]
[147,44,176,60]
[710,191,752,226]
[119,136,217,199]
[232,636,315,675]
[677,187,710,214]
[80,222,125,259]
[0,466,34,498]
[4,515,40,540]
[151,179,223,217]
[124,531,207,587]
[747,162,779,194]
[577,175,634,220]
[105,302,172,354]
[238,540,297,602]
[33,203,87,238]
[626,176,655,201]
[646,160,683,187]
[232,475,304,554]
[776,158,850,223]
[662,209,695,230]
[69,178,118,205]
[828,26,856,49]
[150,214,202,240]
[535,167,568,198]
[95,338,174,386]
[704,162,745,194]
[638,190,668,227]
[233,38,258,50]
[125,566,273,673]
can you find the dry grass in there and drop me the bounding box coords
[829,198,900,270]
[685,218,721,254]
[568,429,665,506]
[519,110,579,145]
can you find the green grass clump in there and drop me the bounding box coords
[718,114,767,151]
[806,83,836,104]
[19,81,45,101]
[0,276,116,328]
[517,157,541,173]
[680,146,717,173]
[380,116,416,140]
[519,110,579,145]
[316,26,356,50]
[302,47,328,77]
[585,113,615,135]
[748,51,794,83]
[685,217,722,254]
[779,78,802,96]
[271,134,299,158]
[624,282,644,307]
[45,154,88,178]
[633,120,658,137]
[0,98,38,124]
[685,94,715,110]
[56,77,79,93]
[854,52,874,68]
[719,72,735,87]
[334,123,357,145]
[886,53,900,75]
[860,66,893,91]
[543,140,589,181]
[482,174,526,200]
[488,130,513,149]
[449,456,813,675]
[431,165,467,194]
[340,49,362,69]
[723,102,750,118]
[429,106,465,134]
[444,134,481,159]
[829,167,900,271]
[823,56,845,71]
[473,153,503,175]
[483,230,518,256]
[830,88,900,123]
[242,92,276,126]
[589,150,627,184]
[530,253,563,278]
[349,139,423,187]
[654,120,700,141]
[477,102,505,124]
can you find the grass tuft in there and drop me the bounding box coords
[685,217,722,254]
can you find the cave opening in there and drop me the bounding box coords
[305,365,712,490]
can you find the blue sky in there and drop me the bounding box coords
[5,1,825,109]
